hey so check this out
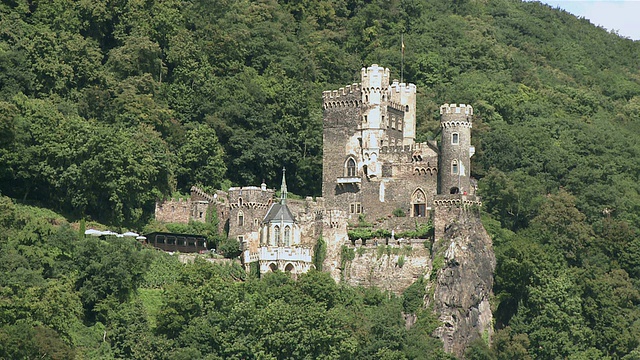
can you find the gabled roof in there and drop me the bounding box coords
[263,203,295,224]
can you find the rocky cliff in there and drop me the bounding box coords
[427,210,495,358]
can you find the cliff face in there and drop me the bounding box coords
[341,243,431,294]
[428,211,496,358]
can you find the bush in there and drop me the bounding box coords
[393,208,407,217]
[218,238,241,258]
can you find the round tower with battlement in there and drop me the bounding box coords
[439,104,474,195]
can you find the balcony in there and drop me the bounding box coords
[337,177,361,189]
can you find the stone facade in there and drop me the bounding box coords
[154,64,495,354]
[155,186,213,224]
[322,64,479,226]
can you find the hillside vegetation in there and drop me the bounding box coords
[1,0,640,358]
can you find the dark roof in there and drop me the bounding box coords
[144,232,207,240]
[263,202,295,223]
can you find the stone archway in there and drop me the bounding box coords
[411,189,427,217]
[284,263,294,272]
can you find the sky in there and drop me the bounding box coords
[531,1,640,40]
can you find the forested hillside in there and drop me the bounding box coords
[2,0,640,358]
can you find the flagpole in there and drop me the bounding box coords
[401,33,404,84]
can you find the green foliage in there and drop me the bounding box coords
[142,251,183,288]
[393,208,407,217]
[397,222,434,239]
[397,255,405,268]
[348,228,392,241]
[1,0,640,358]
[217,237,241,258]
[402,278,425,314]
[341,245,355,263]
[312,236,326,271]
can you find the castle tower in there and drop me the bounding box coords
[360,64,390,178]
[389,80,417,146]
[439,104,474,195]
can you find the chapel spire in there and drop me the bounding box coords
[280,167,287,204]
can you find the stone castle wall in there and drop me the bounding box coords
[341,242,431,294]
[155,198,192,223]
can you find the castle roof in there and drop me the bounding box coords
[263,203,295,224]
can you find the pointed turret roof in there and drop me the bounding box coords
[263,167,295,223]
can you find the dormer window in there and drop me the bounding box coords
[452,133,459,145]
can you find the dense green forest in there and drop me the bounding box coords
[2,0,640,358]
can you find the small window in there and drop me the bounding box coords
[274,225,281,245]
[405,105,410,112]
[238,235,244,242]
[452,160,459,175]
[254,218,258,227]
[346,158,356,177]
[350,203,362,214]
[452,133,459,145]
[363,115,368,123]
[238,211,244,226]
[398,118,402,130]
[238,198,243,206]
[199,212,203,218]
[391,117,396,129]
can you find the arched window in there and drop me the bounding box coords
[398,118,402,130]
[452,132,459,145]
[238,198,243,206]
[238,211,244,226]
[284,226,291,246]
[346,158,356,177]
[274,225,281,245]
[411,189,426,217]
[452,160,459,175]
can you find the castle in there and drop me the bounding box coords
[155,64,481,279]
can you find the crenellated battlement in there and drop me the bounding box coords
[322,84,361,99]
[190,186,215,202]
[440,103,473,116]
[390,80,417,94]
[323,84,363,110]
[361,64,390,89]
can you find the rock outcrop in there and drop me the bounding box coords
[428,211,495,358]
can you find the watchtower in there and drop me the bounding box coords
[439,104,474,195]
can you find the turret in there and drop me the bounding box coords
[439,104,474,195]
[390,80,417,146]
[360,65,390,178]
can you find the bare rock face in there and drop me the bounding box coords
[428,212,496,358]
